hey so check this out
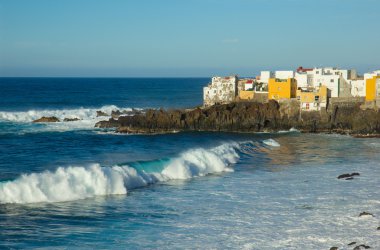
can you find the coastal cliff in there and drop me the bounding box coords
[95,100,380,136]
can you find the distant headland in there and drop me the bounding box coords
[34,66,380,136]
[92,66,380,136]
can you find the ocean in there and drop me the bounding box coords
[0,78,379,249]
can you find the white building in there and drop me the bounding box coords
[296,67,355,97]
[350,79,365,97]
[364,70,380,80]
[295,67,314,89]
[203,76,238,107]
[244,79,254,90]
[275,70,294,80]
[259,71,274,84]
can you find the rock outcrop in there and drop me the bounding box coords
[94,101,380,135]
[63,117,80,122]
[33,116,60,123]
[96,111,108,117]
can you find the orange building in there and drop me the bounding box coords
[366,76,380,101]
[268,78,297,100]
[296,86,328,111]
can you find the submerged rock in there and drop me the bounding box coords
[353,244,371,249]
[348,242,357,246]
[359,212,374,217]
[63,117,80,122]
[33,116,60,123]
[337,173,360,179]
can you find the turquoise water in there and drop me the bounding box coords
[0,78,379,249]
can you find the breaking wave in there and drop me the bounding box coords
[0,142,239,204]
[262,139,280,147]
[0,105,138,132]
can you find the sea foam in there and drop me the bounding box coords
[0,105,135,132]
[262,139,281,147]
[0,142,239,204]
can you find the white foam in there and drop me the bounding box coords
[278,127,300,134]
[0,105,135,132]
[262,139,280,147]
[0,143,240,204]
[289,127,299,132]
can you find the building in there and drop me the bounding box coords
[258,71,274,84]
[350,70,380,98]
[237,78,255,91]
[203,76,238,107]
[365,75,380,101]
[296,86,328,111]
[295,67,355,98]
[350,78,365,97]
[295,66,313,89]
[275,70,294,80]
[268,78,297,101]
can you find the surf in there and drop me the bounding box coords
[0,142,240,204]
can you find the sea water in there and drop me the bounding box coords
[0,78,379,249]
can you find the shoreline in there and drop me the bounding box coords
[93,100,380,137]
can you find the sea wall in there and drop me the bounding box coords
[95,101,380,136]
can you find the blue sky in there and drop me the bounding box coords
[0,0,379,77]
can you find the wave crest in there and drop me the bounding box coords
[0,143,240,204]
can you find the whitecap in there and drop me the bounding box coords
[0,142,240,204]
[262,139,280,147]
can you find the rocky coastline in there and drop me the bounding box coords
[94,100,380,136]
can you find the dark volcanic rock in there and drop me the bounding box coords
[329,247,338,250]
[33,116,60,123]
[96,111,108,117]
[353,244,371,249]
[63,117,80,122]
[348,242,357,246]
[359,212,374,217]
[94,101,380,135]
[337,173,360,179]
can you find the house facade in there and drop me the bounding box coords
[203,76,238,107]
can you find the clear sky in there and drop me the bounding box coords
[0,0,379,77]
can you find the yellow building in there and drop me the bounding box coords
[268,78,297,100]
[239,90,254,100]
[366,76,380,101]
[296,86,328,111]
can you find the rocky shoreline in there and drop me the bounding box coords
[93,101,380,136]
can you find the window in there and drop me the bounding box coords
[315,96,319,101]
[297,96,300,100]
[330,79,334,83]
[316,71,319,74]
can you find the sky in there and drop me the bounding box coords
[0,0,379,77]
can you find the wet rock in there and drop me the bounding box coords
[330,247,338,250]
[348,242,357,246]
[63,117,80,122]
[96,111,108,117]
[337,173,360,179]
[111,110,122,119]
[93,101,380,136]
[33,116,60,123]
[377,226,380,230]
[359,212,374,217]
[353,244,371,249]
